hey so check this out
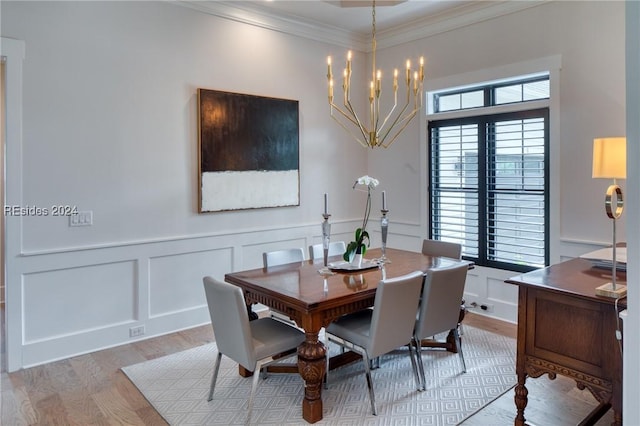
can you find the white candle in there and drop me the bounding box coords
[324,193,328,215]
[382,191,387,210]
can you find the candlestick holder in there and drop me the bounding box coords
[319,213,335,275]
[379,209,390,263]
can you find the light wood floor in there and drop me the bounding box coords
[0,312,609,425]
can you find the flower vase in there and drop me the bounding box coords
[351,247,363,268]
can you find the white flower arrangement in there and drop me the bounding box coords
[344,175,379,262]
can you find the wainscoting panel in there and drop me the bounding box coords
[22,260,137,344]
[463,266,521,323]
[487,274,519,321]
[149,247,233,318]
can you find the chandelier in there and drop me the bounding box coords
[326,0,424,149]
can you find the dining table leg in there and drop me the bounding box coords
[297,328,326,423]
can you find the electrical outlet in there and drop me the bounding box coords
[129,325,145,337]
[69,211,93,227]
[480,303,494,313]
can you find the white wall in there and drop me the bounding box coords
[1,1,630,371]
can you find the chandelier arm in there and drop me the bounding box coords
[330,102,362,127]
[378,80,423,142]
[330,101,371,146]
[330,114,370,148]
[344,99,371,142]
[377,91,399,133]
[379,109,420,148]
[381,100,421,143]
[378,94,413,143]
[371,98,377,137]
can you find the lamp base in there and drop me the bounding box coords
[595,282,627,298]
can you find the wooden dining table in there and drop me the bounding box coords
[224,247,471,424]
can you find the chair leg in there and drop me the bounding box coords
[361,352,377,416]
[406,342,421,391]
[207,352,223,401]
[247,360,264,424]
[413,337,427,391]
[324,348,329,389]
[453,328,466,373]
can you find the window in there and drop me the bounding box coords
[433,75,550,113]
[428,76,549,272]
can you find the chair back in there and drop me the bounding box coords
[202,276,256,370]
[421,239,462,260]
[368,270,424,358]
[414,263,468,340]
[308,241,346,261]
[263,248,305,268]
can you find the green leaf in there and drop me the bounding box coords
[343,241,358,261]
[360,230,370,245]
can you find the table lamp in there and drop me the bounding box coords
[592,137,627,298]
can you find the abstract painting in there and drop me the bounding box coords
[198,89,299,212]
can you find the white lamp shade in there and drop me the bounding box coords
[592,137,626,179]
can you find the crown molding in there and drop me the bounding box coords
[174,1,368,50]
[173,0,551,52]
[376,1,552,50]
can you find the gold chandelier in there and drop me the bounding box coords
[326,0,424,149]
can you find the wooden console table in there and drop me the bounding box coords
[506,258,625,426]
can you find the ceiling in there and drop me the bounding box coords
[179,1,548,50]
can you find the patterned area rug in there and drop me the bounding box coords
[122,326,516,425]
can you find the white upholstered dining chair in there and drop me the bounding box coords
[421,238,462,259]
[412,263,469,390]
[202,276,305,422]
[262,247,306,325]
[325,270,425,415]
[308,241,346,262]
[421,238,466,335]
[262,247,305,268]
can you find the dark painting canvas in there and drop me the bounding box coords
[198,89,300,212]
